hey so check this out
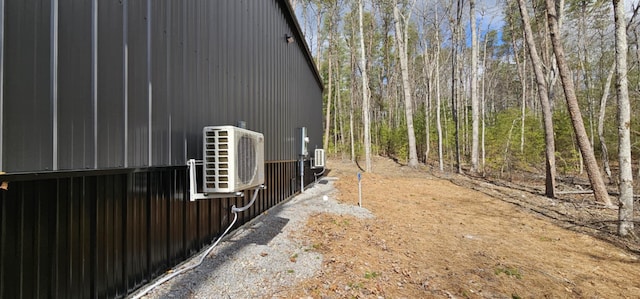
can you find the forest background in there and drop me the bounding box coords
[288,0,639,235]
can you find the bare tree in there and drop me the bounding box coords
[545,0,612,206]
[312,2,327,64]
[422,31,432,163]
[516,0,556,198]
[480,23,491,174]
[598,3,640,183]
[345,4,358,163]
[470,0,479,173]
[423,41,431,163]
[432,9,444,171]
[323,1,340,151]
[510,24,526,154]
[613,0,634,236]
[598,64,615,180]
[359,0,372,172]
[336,57,345,154]
[324,42,334,151]
[435,8,444,171]
[450,0,464,173]
[394,0,419,168]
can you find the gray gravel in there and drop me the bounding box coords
[137,177,373,299]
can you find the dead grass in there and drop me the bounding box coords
[280,157,640,298]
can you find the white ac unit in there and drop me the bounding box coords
[314,149,325,168]
[203,126,265,193]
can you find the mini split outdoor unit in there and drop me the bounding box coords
[313,148,325,168]
[203,126,265,193]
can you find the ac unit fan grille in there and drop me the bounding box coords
[237,135,257,184]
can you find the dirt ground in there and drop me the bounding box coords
[281,157,640,298]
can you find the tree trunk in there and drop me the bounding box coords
[501,118,519,178]
[347,19,356,163]
[481,27,489,174]
[435,10,444,171]
[470,0,479,173]
[314,7,323,64]
[452,0,463,174]
[323,2,339,152]
[423,38,432,163]
[520,48,526,154]
[613,0,634,236]
[350,88,355,162]
[425,78,431,164]
[511,25,526,154]
[358,0,372,172]
[516,0,556,198]
[350,71,356,162]
[545,0,612,206]
[337,59,345,154]
[333,75,338,153]
[598,64,615,180]
[541,0,561,111]
[324,46,333,151]
[393,2,419,168]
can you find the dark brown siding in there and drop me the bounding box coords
[0,162,321,298]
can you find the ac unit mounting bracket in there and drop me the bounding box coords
[188,159,244,201]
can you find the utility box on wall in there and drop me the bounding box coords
[297,127,309,157]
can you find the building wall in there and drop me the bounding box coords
[0,0,323,298]
[1,0,323,173]
[0,161,318,298]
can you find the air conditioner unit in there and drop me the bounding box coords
[203,126,265,193]
[313,149,325,168]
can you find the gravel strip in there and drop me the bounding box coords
[138,177,373,299]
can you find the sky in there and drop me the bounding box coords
[476,0,505,33]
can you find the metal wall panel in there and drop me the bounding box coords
[97,0,125,169]
[3,0,53,172]
[58,0,94,170]
[126,0,149,168]
[125,172,148,290]
[150,0,170,167]
[168,169,186,266]
[0,161,321,298]
[148,171,168,278]
[94,174,127,298]
[168,0,186,166]
[2,0,322,173]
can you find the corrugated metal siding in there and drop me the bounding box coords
[0,161,321,298]
[58,0,93,170]
[1,0,322,173]
[97,0,126,169]
[126,0,150,168]
[3,0,53,172]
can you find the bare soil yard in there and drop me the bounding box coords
[281,157,640,298]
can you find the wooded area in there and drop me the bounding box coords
[289,0,638,236]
